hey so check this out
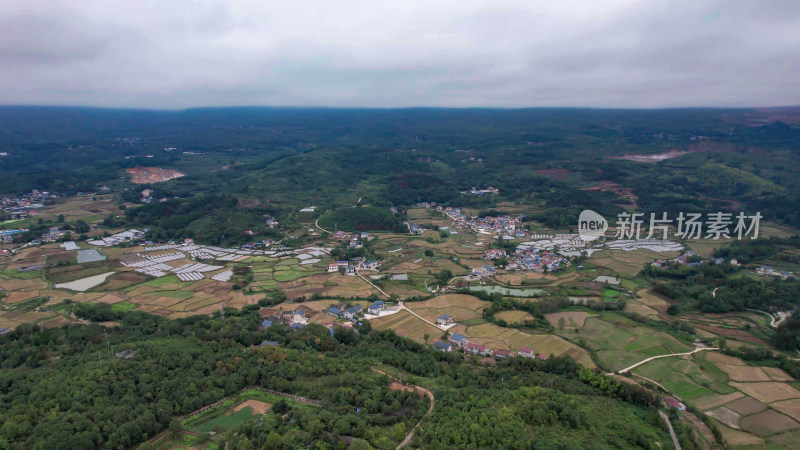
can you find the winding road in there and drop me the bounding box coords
[372,369,435,450]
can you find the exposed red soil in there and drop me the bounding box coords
[125,166,185,184]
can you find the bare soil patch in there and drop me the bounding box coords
[125,166,185,184]
[233,400,271,414]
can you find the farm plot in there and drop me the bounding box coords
[371,310,442,344]
[494,310,535,323]
[461,321,595,367]
[545,311,591,328]
[729,382,800,404]
[406,294,489,323]
[740,409,800,436]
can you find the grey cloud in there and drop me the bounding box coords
[0,0,798,108]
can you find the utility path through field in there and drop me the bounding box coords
[611,347,719,375]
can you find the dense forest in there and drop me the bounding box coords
[2,106,800,243]
[0,304,673,449]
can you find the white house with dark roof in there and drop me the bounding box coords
[434,342,452,352]
[344,304,363,319]
[437,314,454,326]
[449,333,469,348]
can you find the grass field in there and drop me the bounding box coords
[557,314,692,371]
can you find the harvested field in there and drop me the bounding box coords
[763,367,795,382]
[713,423,763,447]
[623,301,660,318]
[634,289,670,307]
[740,409,800,436]
[705,352,747,366]
[545,311,590,328]
[494,310,534,323]
[730,382,800,404]
[371,310,442,344]
[716,364,771,382]
[411,294,488,310]
[771,399,800,421]
[233,400,271,414]
[690,392,745,412]
[0,278,47,291]
[725,397,767,416]
[5,290,39,304]
[705,407,741,429]
[94,293,127,304]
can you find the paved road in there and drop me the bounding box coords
[372,369,435,450]
[659,410,682,450]
[314,216,332,234]
[613,347,719,374]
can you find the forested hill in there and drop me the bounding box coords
[1,105,799,175]
[0,305,673,449]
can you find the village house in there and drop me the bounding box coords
[327,306,343,317]
[344,266,356,276]
[361,260,380,271]
[434,342,452,352]
[466,342,493,356]
[494,349,512,358]
[328,263,339,273]
[344,305,363,319]
[449,333,469,348]
[293,309,307,324]
[483,249,507,260]
[260,319,273,329]
[517,347,534,358]
[437,314,454,326]
[368,300,385,314]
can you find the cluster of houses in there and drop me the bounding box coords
[756,266,795,280]
[483,248,569,272]
[326,302,364,320]
[434,332,548,360]
[259,306,312,331]
[332,231,374,248]
[327,258,381,275]
[0,228,27,243]
[459,186,500,196]
[1,190,58,219]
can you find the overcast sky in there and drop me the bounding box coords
[1,0,799,109]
